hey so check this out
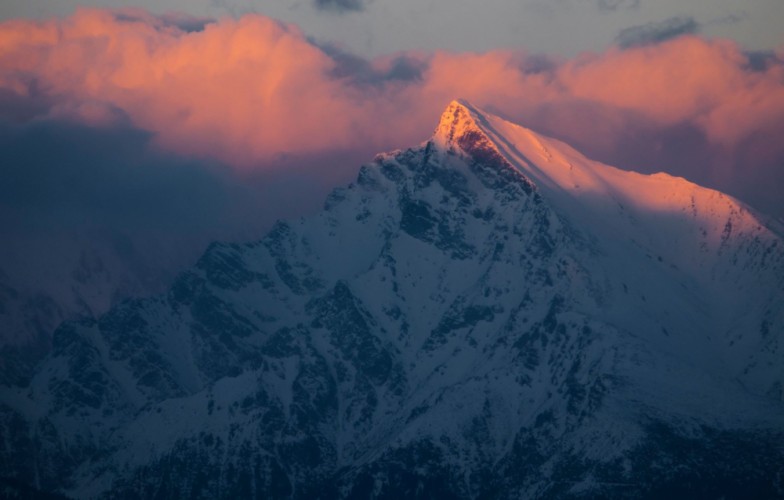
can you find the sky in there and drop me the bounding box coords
[2,0,783,57]
[0,1,783,325]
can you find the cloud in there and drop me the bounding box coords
[315,41,427,85]
[616,16,700,48]
[709,12,748,27]
[0,116,241,330]
[0,9,371,167]
[0,111,366,333]
[597,0,640,12]
[157,12,214,32]
[744,50,784,72]
[0,120,229,234]
[0,8,782,220]
[313,0,367,13]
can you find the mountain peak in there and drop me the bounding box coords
[433,99,485,146]
[431,99,515,175]
[4,97,784,499]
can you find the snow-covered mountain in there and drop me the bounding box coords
[1,100,782,499]
[0,230,191,387]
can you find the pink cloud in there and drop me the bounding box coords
[0,9,374,165]
[0,9,782,215]
[554,37,784,148]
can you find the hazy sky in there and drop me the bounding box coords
[2,0,783,57]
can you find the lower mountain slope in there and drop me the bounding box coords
[1,101,782,499]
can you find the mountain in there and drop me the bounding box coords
[0,230,187,387]
[1,100,782,499]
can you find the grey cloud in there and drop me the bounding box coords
[111,11,213,32]
[0,107,375,280]
[314,0,366,13]
[744,50,784,72]
[709,12,748,26]
[616,16,699,49]
[158,13,215,32]
[0,89,53,123]
[0,120,236,235]
[597,0,640,12]
[385,57,426,82]
[315,40,427,86]
[519,54,558,76]
[209,0,257,18]
[0,117,359,241]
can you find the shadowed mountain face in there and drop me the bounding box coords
[1,101,783,499]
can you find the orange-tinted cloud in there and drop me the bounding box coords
[0,9,375,165]
[553,37,784,147]
[0,9,783,214]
